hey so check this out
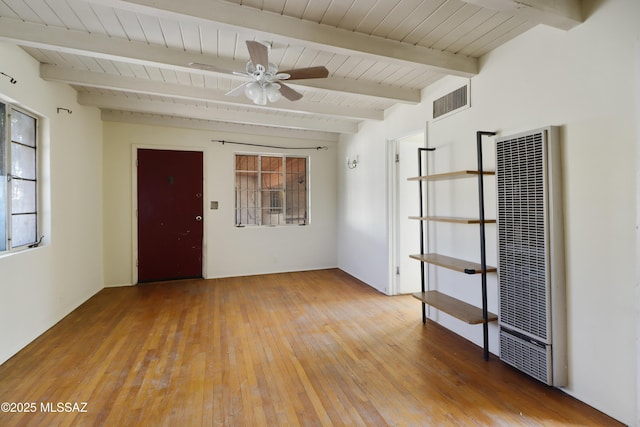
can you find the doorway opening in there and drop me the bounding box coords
[389,129,426,295]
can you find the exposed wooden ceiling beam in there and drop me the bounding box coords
[460,0,582,30]
[0,18,419,104]
[88,0,479,77]
[101,110,340,142]
[78,93,359,134]
[40,64,384,121]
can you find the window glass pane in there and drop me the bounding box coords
[261,157,283,225]
[12,179,36,213]
[261,172,282,190]
[286,157,307,224]
[2,105,39,251]
[11,143,36,180]
[236,155,257,171]
[261,190,283,224]
[11,110,36,147]
[262,156,282,172]
[0,176,6,251]
[236,166,259,225]
[0,103,6,251]
[0,103,6,177]
[11,213,36,247]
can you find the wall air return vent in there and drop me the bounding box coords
[496,126,567,386]
[433,83,470,120]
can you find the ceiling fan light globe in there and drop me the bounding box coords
[266,83,281,102]
[245,81,261,100]
[254,89,268,105]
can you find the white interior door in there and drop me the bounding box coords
[395,133,425,294]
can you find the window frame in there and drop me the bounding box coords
[0,101,40,253]
[234,153,309,227]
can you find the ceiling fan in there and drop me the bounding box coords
[189,40,329,105]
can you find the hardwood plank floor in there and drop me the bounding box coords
[0,269,623,426]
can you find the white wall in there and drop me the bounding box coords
[636,32,640,427]
[0,43,104,365]
[338,0,639,424]
[103,122,338,286]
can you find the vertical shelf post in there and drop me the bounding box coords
[417,147,436,324]
[476,131,497,361]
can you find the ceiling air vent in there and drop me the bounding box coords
[433,83,470,120]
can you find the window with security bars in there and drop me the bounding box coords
[0,102,39,252]
[235,154,308,226]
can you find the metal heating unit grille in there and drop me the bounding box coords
[497,132,549,341]
[496,126,566,386]
[500,330,551,384]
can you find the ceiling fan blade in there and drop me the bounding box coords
[246,40,269,68]
[226,82,249,97]
[280,66,329,80]
[278,83,303,101]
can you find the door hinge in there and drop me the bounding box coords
[395,154,400,163]
[396,266,400,275]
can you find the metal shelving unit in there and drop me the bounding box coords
[409,131,497,360]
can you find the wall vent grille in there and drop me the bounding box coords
[496,126,566,387]
[433,84,469,119]
[500,329,551,384]
[497,131,549,341]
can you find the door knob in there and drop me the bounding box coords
[195,215,203,221]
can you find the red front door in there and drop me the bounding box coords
[137,149,204,283]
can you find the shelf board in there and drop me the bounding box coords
[409,253,496,274]
[412,291,498,325]
[409,216,496,224]
[407,170,495,181]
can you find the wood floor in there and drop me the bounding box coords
[0,269,622,426]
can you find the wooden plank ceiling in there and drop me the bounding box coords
[0,0,581,141]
